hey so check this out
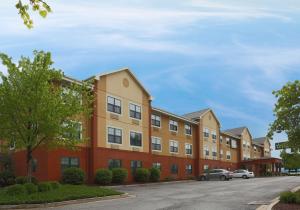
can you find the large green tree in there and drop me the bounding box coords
[268,80,300,150]
[0,51,93,181]
[280,150,300,172]
[16,0,52,28]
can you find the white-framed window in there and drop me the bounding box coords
[226,151,231,160]
[129,103,141,120]
[185,124,192,135]
[152,162,161,170]
[62,120,82,141]
[107,96,121,114]
[220,149,223,159]
[231,139,237,148]
[170,140,179,153]
[203,145,209,156]
[254,146,257,151]
[243,140,246,147]
[151,114,161,127]
[169,120,178,132]
[108,127,122,144]
[185,143,192,155]
[185,164,192,174]
[151,136,162,151]
[220,136,223,143]
[212,146,217,157]
[204,164,209,171]
[203,128,209,138]
[211,130,217,140]
[226,137,230,145]
[130,131,142,147]
[247,141,250,148]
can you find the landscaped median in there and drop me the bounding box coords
[273,189,300,210]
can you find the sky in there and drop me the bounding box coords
[1,0,300,158]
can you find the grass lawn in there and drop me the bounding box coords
[0,185,122,205]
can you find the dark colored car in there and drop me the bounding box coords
[198,169,233,181]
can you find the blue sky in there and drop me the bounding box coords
[1,0,300,157]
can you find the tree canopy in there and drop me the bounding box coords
[0,51,93,180]
[268,80,300,150]
[16,0,51,28]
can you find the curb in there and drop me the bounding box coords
[108,179,196,188]
[0,193,132,209]
[256,185,300,210]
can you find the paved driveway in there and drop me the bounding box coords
[48,176,300,210]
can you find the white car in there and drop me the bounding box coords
[232,169,255,179]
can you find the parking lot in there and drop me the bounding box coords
[49,176,300,210]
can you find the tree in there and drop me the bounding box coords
[15,0,51,29]
[0,51,93,181]
[280,150,300,172]
[268,80,300,150]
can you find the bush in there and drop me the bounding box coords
[95,169,112,185]
[164,176,175,182]
[62,167,85,185]
[49,181,60,190]
[280,191,297,203]
[134,168,150,183]
[111,168,128,184]
[0,170,15,187]
[15,176,38,185]
[6,184,25,196]
[38,182,51,192]
[149,168,160,182]
[24,183,38,194]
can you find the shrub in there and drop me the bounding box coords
[16,176,38,185]
[49,181,60,190]
[95,169,112,185]
[280,191,297,203]
[0,170,15,187]
[149,168,160,182]
[111,168,128,184]
[38,182,51,192]
[24,182,38,194]
[296,194,300,204]
[62,167,85,185]
[134,168,150,183]
[6,184,25,196]
[164,176,175,182]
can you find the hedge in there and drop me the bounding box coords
[149,168,160,182]
[134,168,150,182]
[62,167,85,185]
[111,168,128,184]
[95,169,112,185]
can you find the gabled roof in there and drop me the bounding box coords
[152,107,198,125]
[252,141,264,147]
[85,68,152,99]
[253,137,267,145]
[220,131,241,140]
[182,108,220,126]
[223,126,247,137]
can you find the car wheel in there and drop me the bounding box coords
[220,175,226,181]
[242,175,247,179]
[200,176,206,181]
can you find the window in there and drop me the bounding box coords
[226,137,230,145]
[254,146,257,151]
[220,136,223,143]
[185,143,192,155]
[9,141,15,150]
[107,96,121,114]
[151,137,161,151]
[130,131,142,147]
[212,146,217,157]
[131,160,142,174]
[171,164,178,174]
[108,127,122,144]
[185,124,192,135]
[108,159,122,169]
[62,121,82,141]
[169,120,178,132]
[129,103,141,119]
[220,149,223,159]
[152,162,161,170]
[151,114,161,127]
[170,140,179,153]
[203,128,209,138]
[231,139,237,148]
[226,151,231,160]
[61,157,79,172]
[203,145,209,156]
[247,142,250,148]
[243,140,246,147]
[186,164,192,174]
[211,130,217,140]
[204,164,209,172]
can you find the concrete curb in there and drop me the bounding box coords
[256,185,300,210]
[0,193,132,209]
[108,179,196,188]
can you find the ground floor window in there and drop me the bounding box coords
[186,164,192,174]
[204,164,209,172]
[108,159,122,169]
[152,162,161,170]
[171,164,178,174]
[61,157,79,172]
[131,160,142,174]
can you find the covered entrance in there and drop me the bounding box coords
[240,157,282,176]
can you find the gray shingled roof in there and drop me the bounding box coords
[182,108,210,120]
[222,126,247,137]
[253,137,266,145]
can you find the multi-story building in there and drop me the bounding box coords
[7,68,282,183]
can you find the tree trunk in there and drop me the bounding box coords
[26,147,32,183]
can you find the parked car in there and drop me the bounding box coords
[232,169,255,179]
[198,169,233,181]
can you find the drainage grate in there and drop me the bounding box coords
[248,201,271,205]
